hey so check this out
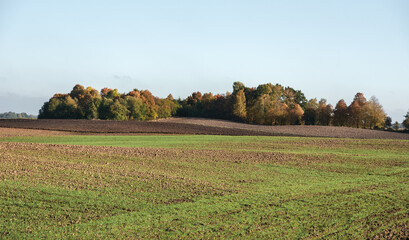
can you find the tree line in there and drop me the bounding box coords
[179,82,389,129]
[0,112,36,119]
[39,83,409,130]
[39,84,179,120]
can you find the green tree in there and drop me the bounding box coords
[232,81,245,95]
[108,100,129,120]
[85,98,101,119]
[362,96,386,129]
[70,84,85,99]
[106,89,121,99]
[38,94,80,119]
[54,95,79,119]
[99,98,129,120]
[256,83,273,97]
[155,97,180,119]
[98,98,114,120]
[78,86,101,119]
[125,96,148,120]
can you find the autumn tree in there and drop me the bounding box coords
[247,83,308,125]
[362,96,386,129]
[139,90,157,119]
[106,89,121,99]
[100,88,113,98]
[256,95,288,125]
[40,84,176,121]
[166,94,174,101]
[232,89,247,122]
[348,100,361,128]
[180,91,203,117]
[187,92,202,104]
[248,94,268,124]
[78,86,101,119]
[289,104,304,125]
[354,92,367,106]
[155,97,181,119]
[39,83,391,127]
[64,84,102,119]
[348,92,367,128]
[333,99,348,126]
[317,99,333,125]
[272,102,289,125]
[294,90,308,109]
[69,84,84,98]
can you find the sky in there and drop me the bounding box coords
[0,0,408,121]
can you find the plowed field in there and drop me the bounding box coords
[1,118,408,139]
[1,124,409,238]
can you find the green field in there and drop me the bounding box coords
[1,134,409,239]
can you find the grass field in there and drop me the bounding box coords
[1,133,409,239]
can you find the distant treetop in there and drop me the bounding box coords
[0,112,36,119]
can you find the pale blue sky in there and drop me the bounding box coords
[0,0,408,121]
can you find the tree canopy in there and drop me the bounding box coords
[39,84,180,121]
[38,83,391,130]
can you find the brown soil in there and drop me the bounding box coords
[0,118,408,139]
[0,126,73,137]
[158,118,409,140]
[0,141,295,165]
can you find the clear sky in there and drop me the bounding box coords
[1,0,408,121]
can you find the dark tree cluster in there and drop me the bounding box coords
[38,84,180,120]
